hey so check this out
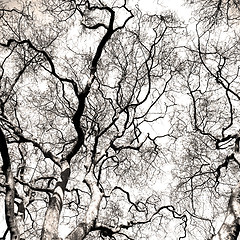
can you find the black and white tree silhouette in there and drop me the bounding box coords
[1,0,240,239]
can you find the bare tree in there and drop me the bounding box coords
[168,0,240,239]
[0,1,187,239]
[3,0,240,239]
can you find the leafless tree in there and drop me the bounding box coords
[3,0,240,239]
[0,1,187,239]
[169,0,240,239]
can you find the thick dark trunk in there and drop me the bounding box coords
[0,127,20,240]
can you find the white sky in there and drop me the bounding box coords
[1,0,192,21]
[139,0,191,20]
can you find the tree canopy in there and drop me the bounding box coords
[1,0,240,239]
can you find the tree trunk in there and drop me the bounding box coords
[66,165,103,240]
[0,127,20,240]
[212,182,240,240]
[41,161,70,240]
